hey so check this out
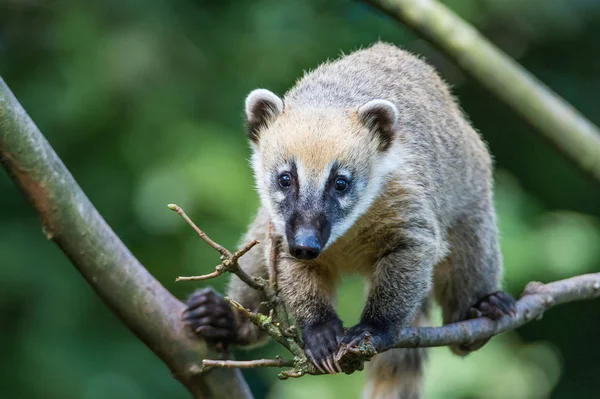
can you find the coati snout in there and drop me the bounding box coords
[285,212,331,260]
[289,229,321,259]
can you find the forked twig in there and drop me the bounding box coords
[170,204,313,378]
[168,204,231,257]
[268,223,279,293]
[170,204,263,289]
[175,268,224,282]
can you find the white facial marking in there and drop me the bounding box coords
[327,141,407,245]
[250,151,285,235]
[273,191,286,203]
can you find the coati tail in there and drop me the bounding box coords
[363,347,427,399]
[363,305,430,399]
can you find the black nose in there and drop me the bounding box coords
[289,234,321,260]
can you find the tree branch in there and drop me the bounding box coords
[172,205,600,377]
[0,77,253,399]
[390,273,600,348]
[202,358,295,370]
[364,0,600,183]
[212,272,600,374]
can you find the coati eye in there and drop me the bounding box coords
[278,173,292,188]
[334,177,349,192]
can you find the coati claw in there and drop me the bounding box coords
[340,322,390,353]
[183,287,237,343]
[301,317,344,374]
[337,343,362,356]
[333,325,382,375]
[324,358,337,374]
[304,349,326,373]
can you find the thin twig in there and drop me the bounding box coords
[169,204,303,359]
[202,358,295,370]
[268,223,279,292]
[232,240,261,263]
[171,204,265,291]
[263,227,297,348]
[175,267,224,282]
[168,206,312,376]
[168,204,232,258]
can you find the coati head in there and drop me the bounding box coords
[244,89,401,260]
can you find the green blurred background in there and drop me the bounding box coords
[1,0,599,398]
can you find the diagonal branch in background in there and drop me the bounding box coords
[364,0,600,184]
[171,204,600,377]
[0,77,253,399]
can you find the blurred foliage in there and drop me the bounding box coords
[0,0,599,398]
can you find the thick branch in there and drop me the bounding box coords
[391,273,600,348]
[0,77,252,399]
[173,205,600,377]
[201,272,600,374]
[365,0,600,183]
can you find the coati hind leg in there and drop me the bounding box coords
[362,301,430,399]
[434,208,516,355]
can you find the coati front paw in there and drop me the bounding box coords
[182,287,236,344]
[339,322,394,353]
[453,290,517,355]
[302,317,344,374]
[335,322,394,374]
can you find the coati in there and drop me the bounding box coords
[183,42,516,398]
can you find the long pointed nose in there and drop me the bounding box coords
[289,231,321,260]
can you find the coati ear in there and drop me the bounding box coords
[245,89,284,143]
[357,99,398,151]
